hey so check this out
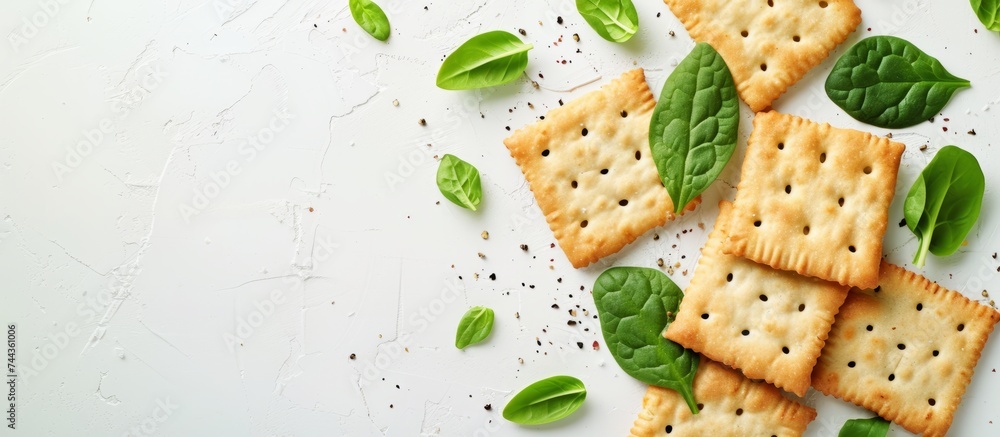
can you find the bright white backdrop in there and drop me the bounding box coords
[0,0,998,435]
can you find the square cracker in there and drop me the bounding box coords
[723,111,904,289]
[812,262,1000,437]
[663,0,861,112]
[503,69,697,268]
[630,357,816,436]
[665,201,848,396]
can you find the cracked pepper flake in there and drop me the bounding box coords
[349,353,356,359]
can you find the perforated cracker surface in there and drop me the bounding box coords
[724,111,904,288]
[630,358,816,437]
[663,0,861,111]
[503,69,696,268]
[812,262,1000,437]
[666,201,848,396]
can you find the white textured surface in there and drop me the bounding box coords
[0,0,997,436]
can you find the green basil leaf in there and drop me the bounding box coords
[576,0,639,43]
[348,0,390,41]
[826,36,970,128]
[436,31,533,90]
[649,42,739,214]
[455,306,494,349]
[972,0,1000,31]
[903,145,984,267]
[502,375,586,425]
[593,267,700,414]
[436,154,482,211]
[838,416,890,437]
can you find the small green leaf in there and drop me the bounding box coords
[593,267,700,414]
[826,36,970,128]
[649,42,739,214]
[455,306,494,349]
[502,375,586,425]
[576,0,639,43]
[348,0,390,41]
[971,0,1000,32]
[436,154,482,211]
[838,416,890,437]
[904,145,984,267]
[436,31,533,90]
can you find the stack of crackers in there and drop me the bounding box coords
[502,1,999,435]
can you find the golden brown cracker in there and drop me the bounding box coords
[812,262,1000,436]
[666,201,848,396]
[663,0,862,111]
[630,358,816,436]
[503,69,696,268]
[724,111,904,288]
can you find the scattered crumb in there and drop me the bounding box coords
[418,118,426,126]
[481,231,489,240]
[392,99,399,107]
[968,129,977,135]
[478,252,486,259]
[349,353,356,360]
[520,244,528,251]
[657,258,665,267]
[668,30,675,37]
[572,33,580,42]
[518,28,526,36]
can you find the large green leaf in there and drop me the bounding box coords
[904,146,984,267]
[826,36,970,128]
[649,42,739,214]
[593,267,699,413]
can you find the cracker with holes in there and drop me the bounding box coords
[665,201,848,396]
[630,358,816,436]
[663,0,861,112]
[723,111,904,289]
[503,69,696,268]
[812,262,1000,436]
